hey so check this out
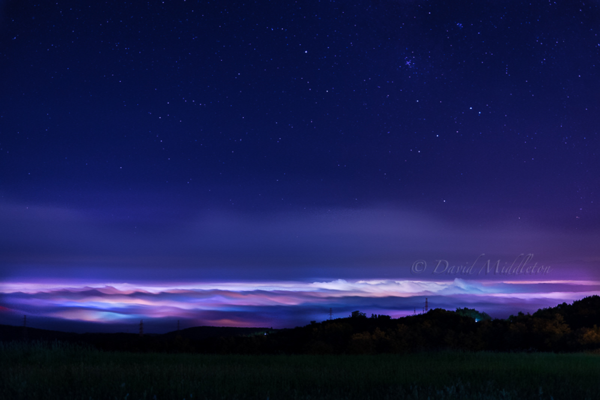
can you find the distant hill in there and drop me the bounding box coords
[0,323,275,351]
[162,326,272,340]
[0,324,80,342]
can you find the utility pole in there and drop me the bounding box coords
[139,320,144,337]
[177,320,180,332]
[425,298,428,313]
[23,315,27,341]
[329,308,332,320]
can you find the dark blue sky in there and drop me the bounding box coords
[2,0,598,216]
[0,0,599,330]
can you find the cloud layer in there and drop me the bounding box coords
[2,200,598,332]
[2,278,599,333]
[2,199,597,283]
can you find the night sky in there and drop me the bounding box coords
[1,0,599,333]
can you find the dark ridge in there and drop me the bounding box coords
[0,324,273,343]
[0,324,81,342]
[162,326,274,341]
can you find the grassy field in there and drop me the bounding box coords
[1,341,600,399]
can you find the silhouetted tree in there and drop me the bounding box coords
[455,308,492,322]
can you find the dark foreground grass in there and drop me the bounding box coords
[1,341,600,400]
